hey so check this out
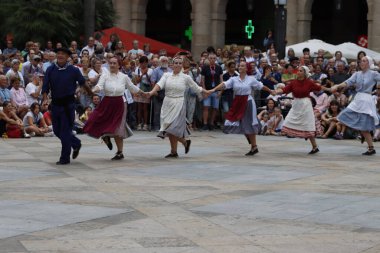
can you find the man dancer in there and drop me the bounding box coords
[42,48,93,165]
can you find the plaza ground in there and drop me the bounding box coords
[0,131,379,253]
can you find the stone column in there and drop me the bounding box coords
[368,0,380,53]
[191,0,211,61]
[130,0,147,35]
[285,0,298,45]
[297,13,312,42]
[112,0,131,30]
[210,12,226,49]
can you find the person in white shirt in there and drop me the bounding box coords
[128,40,144,57]
[84,57,145,160]
[25,74,43,105]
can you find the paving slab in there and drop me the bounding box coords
[0,132,379,252]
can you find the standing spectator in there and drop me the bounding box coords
[150,56,172,131]
[133,56,153,131]
[80,37,96,57]
[70,41,81,56]
[201,53,223,130]
[263,29,274,50]
[220,61,238,113]
[42,52,56,73]
[3,40,18,58]
[44,41,54,53]
[128,40,144,57]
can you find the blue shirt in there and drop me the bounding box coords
[151,67,173,84]
[346,70,380,93]
[42,63,85,100]
[0,88,11,103]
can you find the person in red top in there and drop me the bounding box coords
[275,66,326,154]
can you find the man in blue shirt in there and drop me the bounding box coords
[150,56,172,130]
[42,48,93,165]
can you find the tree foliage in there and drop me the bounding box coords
[0,0,115,49]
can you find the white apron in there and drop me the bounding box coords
[347,92,379,126]
[283,97,315,131]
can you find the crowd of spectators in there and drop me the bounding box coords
[0,35,379,142]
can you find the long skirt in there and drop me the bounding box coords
[282,97,316,138]
[338,93,377,132]
[84,96,132,139]
[223,99,261,135]
[157,98,190,139]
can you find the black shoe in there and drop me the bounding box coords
[201,125,209,131]
[362,149,376,156]
[308,147,320,154]
[165,152,178,158]
[209,125,215,131]
[245,148,259,156]
[72,144,81,159]
[185,140,191,154]
[111,152,124,160]
[56,160,70,165]
[102,136,113,150]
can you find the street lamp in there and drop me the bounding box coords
[273,0,287,59]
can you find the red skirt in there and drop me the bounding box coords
[84,96,124,138]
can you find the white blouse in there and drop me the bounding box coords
[96,71,140,96]
[157,72,202,97]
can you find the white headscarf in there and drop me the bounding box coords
[300,66,310,78]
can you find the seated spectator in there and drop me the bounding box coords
[10,77,29,119]
[0,101,27,138]
[321,100,341,138]
[310,97,323,138]
[266,107,284,135]
[89,94,100,110]
[281,64,297,85]
[328,89,348,108]
[258,98,276,121]
[310,90,329,113]
[259,112,270,135]
[25,74,43,105]
[310,64,327,83]
[23,102,51,136]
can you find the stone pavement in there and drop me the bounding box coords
[0,131,379,253]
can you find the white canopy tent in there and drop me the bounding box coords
[336,42,380,62]
[286,39,380,62]
[286,39,337,59]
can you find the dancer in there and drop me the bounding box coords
[209,61,274,155]
[274,66,324,154]
[147,56,210,158]
[84,57,145,160]
[42,48,93,165]
[331,56,380,155]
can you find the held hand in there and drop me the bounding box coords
[330,85,338,93]
[270,90,277,96]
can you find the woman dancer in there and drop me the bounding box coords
[84,57,144,160]
[274,66,324,154]
[147,56,209,158]
[209,61,274,155]
[331,56,380,155]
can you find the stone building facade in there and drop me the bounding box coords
[112,0,380,59]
